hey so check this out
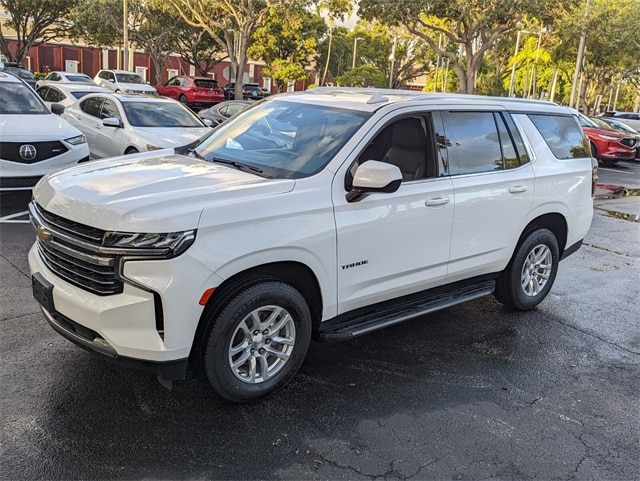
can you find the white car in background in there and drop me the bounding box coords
[36,83,111,108]
[61,93,212,158]
[93,69,157,95]
[0,71,89,190]
[35,71,96,89]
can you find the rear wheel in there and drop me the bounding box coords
[179,94,187,105]
[124,147,139,155]
[495,228,559,310]
[199,280,312,403]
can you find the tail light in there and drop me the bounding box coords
[591,157,598,197]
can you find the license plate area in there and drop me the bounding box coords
[32,272,55,312]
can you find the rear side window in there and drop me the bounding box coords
[194,79,217,89]
[442,111,527,175]
[528,114,591,159]
[80,97,104,118]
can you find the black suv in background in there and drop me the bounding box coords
[0,62,37,89]
[222,82,264,100]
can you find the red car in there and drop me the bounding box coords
[576,112,636,165]
[156,75,224,109]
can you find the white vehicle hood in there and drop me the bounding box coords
[119,82,156,92]
[33,152,295,232]
[0,113,82,141]
[134,127,212,149]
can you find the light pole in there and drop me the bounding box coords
[388,36,397,89]
[352,37,364,70]
[123,0,128,71]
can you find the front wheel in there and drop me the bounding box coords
[495,228,559,310]
[200,280,312,403]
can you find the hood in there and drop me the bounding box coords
[0,113,82,141]
[582,126,627,139]
[133,127,212,148]
[119,82,156,92]
[33,152,295,232]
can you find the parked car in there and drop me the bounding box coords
[0,61,37,89]
[156,75,224,109]
[93,69,157,95]
[29,88,596,402]
[222,82,264,100]
[35,71,96,89]
[36,83,111,108]
[0,71,89,190]
[593,117,640,160]
[197,99,252,125]
[600,111,640,131]
[575,111,636,165]
[61,93,212,158]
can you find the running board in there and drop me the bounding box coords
[319,280,495,341]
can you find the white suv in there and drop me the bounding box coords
[28,88,595,402]
[0,71,89,190]
[93,69,157,95]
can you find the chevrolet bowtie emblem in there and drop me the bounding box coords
[37,227,52,242]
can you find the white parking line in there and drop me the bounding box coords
[0,211,30,224]
[598,167,638,175]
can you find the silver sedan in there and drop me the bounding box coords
[62,93,213,159]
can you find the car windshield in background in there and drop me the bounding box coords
[70,91,97,100]
[4,67,35,80]
[122,101,204,127]
[195,100,371,179]
[116,73,143,84]
[0,82,48,114]
[66,75,93,83]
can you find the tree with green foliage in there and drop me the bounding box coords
[335,64,387,87]
[70,0,177,84]
[0,0,78,63]
[358,0,573,94]
[162,0,274,100]
[173,22,225,77]
[248,4,326,91]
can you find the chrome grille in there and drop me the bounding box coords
[31,202,123,296]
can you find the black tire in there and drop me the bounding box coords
[200,280,312,403]
[178,94,187,105]
[495,228,559,311]
[125,147,139,154]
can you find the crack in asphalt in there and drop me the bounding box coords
[540,310,640,357]
[582,242,639,260]
[0,252,30,279]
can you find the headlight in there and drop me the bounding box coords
[597,134,620,141]
[64,134,87,145]
[146,144,164,151]
[124,88,134,94]
[103,230,196,258]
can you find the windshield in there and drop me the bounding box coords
[122,101,205,127]
[0,81,48,114]
[116,73,144,84]
[194,99,371,179]
[577,113,598,128]
[66,75,93,83]
[4,67,35,80]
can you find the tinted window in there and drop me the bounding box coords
[41,86,65,103]
[528,114,591,159]
[194,79,217,89]
[80,97,104,118]
[0,81,47,114]
[502,113,530,165]
[442,111,503,175]
[101,99,121,120]
[116,73,143,84]
[66,75,93,83]
[122,101,203,127]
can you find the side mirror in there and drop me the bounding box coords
[202,118,213,127]
[346,160,402,202]
[107,78,115,83]
[103,117,122,128]
[50,104,64,116]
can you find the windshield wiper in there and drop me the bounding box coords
[187,148,205,160]
[212,157,264,174]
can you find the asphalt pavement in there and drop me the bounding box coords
[0,161,638,480]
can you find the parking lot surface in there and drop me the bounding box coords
[0,161,638,480]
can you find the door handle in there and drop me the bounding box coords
[93,124,101,129]
[425,197,450,207]
[509,185,528,194]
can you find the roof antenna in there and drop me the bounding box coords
[367,92,389,104]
